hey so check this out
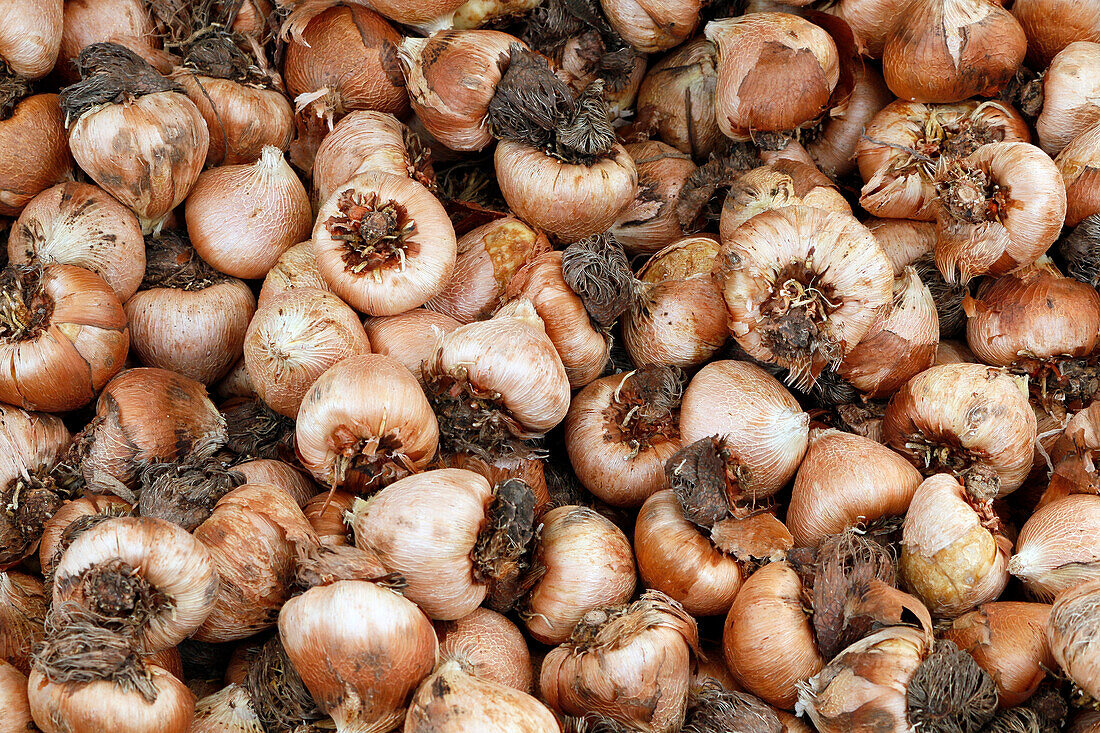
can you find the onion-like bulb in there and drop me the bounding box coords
[0,404,70,570]
[882,0,1025,103]
[425,216,551,324]
[882,363,1037,495]
[423,300,570,458]
[705,13,839,141]
[193,483,319,642]
[363,308,460,383]
[295,353,439,491]
[868,218,937,275]
[399,31,522,152]
[77,367,227,494]
[258,240,329,308]
[900,472,1012,617]
[635,38,723,159]
[1010,494,1100,599]
[565,366,683,508]
[312,170,457,316]
[788,429,923,547]
[942,601,1053,706]
[611,140,697,255]
[9,182,145,300]
[601,0,700,53]
[718,164,851,240]
[190,683,264,733]
[0,90,71,218]
[0,0,62,79]
[60,43,208,233]
[304,489,356,546]
[714,205,894,387]
[406,659,558,732]
[1045,402,1100,506]
[52,516,219,651]
[38,494,131,578]
[244,287,371,419]
[724,561,824,710]
[0,263,128,412]
[934,142,1067,284]
[0,659,33,732]
[435,607,533,692]
[633,489,743,617]
[1037,42,1100,157]
[1047,578,1100,701]
[524,505,636,644]
[126,230,255,384]
[1013,0,1100,68]
[56,0,162,83]
[186,146,312,280]
[806,62,893,179]
[1058,119,1100,227]
[351,469,537,620]
[312,111,434,210]
[836,266,939,398]
[0,572,45,675]
[795,626,930,732]
[623,236,729,370]
[541,591,700,733]
[855,100,1031,221]
[679,360,808,501]
[278,580,437,733]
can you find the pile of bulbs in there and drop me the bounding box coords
[4,0,1100,731]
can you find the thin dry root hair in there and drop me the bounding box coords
[59,43,183,124]
[907,639,999,733]
[1061,214,1100,289]
[683,680,783,733]
[561,233,636,330]
[244,634,324,732]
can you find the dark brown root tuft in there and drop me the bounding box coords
[142,230,229,292]
[665,436,750,529]
[59,42,183,123]
[561,233,636,330]
[1061,214,1100,289]
[0,264,53,342]
[244,635,324,732]
[324,189,418,275]
[907,639,999,733]
[0,67,32,121]
[474,478,538,611]
[812,530,897,660]
[914,253,969,338]
[683,680,783,733]
[137,457,245,531]
[425,370,545,461]
[222,398,296,462]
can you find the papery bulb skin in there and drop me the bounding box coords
[718,164,850,244]
[61,44,208,233]
[788,429,923,547]
[705,13,840,141]
[52,516,220,652]
[837,266,939,398]
[38,494,132,576]
[399,31,522,152]
[364,309,460,383]
[827,0,909,57]
[900,473,1012,617]
[679,360,809,500]
[10,181,145,301]
[715,206,894,387]
[1047,578,1100,701]
[623,236,729,370]
[723,561,824,710]
[340,0,466,31]
[635,38,723,159]
[190,683,265,733]
[0,0,62,79]
[882,0,1026,103]
[295,353,439,492]
[1038,42,1100,157]
[1010,494,1100,599]
[856,100,1030,221]
[0,263,128,412]
[883,363,1037,495]
[934,142,1067,284]
[540,592,699,733]
[1058,118,1100,227]
[0,659,34,733]
[634,490,742,616]
[0,92,72,218]
[1013,0,1100,68]
[425,217,551,324]
[244,287,371,419]
[565,367,682,508]
[600,0,701,53]
[57,0,161,83]
[186,146,313,280]
[258,240,330,307]
[312,170,457,316]
[868,218,937,275]
[436,607,533,692]
[806,62,894,179]
[942,601,1054,706]
[453,0,543,29]
[0,572,45,675]
[278,580,438,733]
[611,140,697,255]
[525,505,637,644]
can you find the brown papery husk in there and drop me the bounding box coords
[882,363,1037,495]
[0,0,63,80]
[718,165,850,243]
[407,659,559,733]
[564,365,683,508]
[633,38,723,159]
[38,494,132,580]
[1037,42,1100,158]
[190,682,265,733]
[363,308,461,384]
[233,458,317,507]
[136,456,245,532]
[57,0,166,84]
[804,62,893,179]
[787,429,923,547]
[257,241,329,308]
[611,140,697,255]
[1010,494,1100,599]
[855,100,1030,222]
[709,512,793,564]
[303,488,356,546]
[506,250,609,389]
[838,266,939,398]
[1012,0,1100,68]
[222,398,297,464]
[1058,116,1100,226]
[425,216,552,324]
[541,591,700,733]
[0,263,129,413]
[866,219,937,276]
[435,607,533,693]
[724,561,823,710]
[1044,401,1100,506]
[934,142,1067,284]
[794,626,929,732]
[0,90,72,218]
[435,452,551,518]
[76,367,227,496]
[0,572,46,675]
[942,601,1054,707]
[9,181,145,301]
[0,658,34,732]
[1048,578,1100,702]
[905,638,999,733]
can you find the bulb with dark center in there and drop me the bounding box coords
[602,367,681,460]
[0,266,53,343]
[760,265,840,370]
[324,190,418,276]
[76,559,169,626]
[329,424,412,488]
[936,163,1007,224]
